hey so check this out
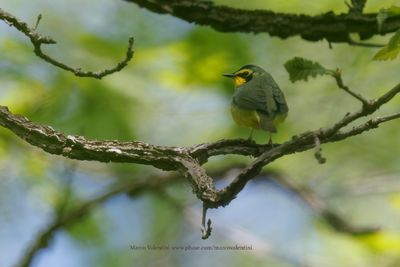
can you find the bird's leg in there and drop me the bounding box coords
[247,129,254,142]
[268,134,273,147]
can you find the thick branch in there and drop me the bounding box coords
[125,0,400,43]
[0,8,134,79]
[1,82,399,209]
[0,106,184,171]
[190,138,271,165]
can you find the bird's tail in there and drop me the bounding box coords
[259,114,277,133]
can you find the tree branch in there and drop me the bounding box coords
[200,205,212,239]
[0,8,134,79]
[348,36,385,48]
[14,174,178,267]
[2,0,395,244]
[188,82,400,208]
[330,112,400,141]
[331,69,370,106]
[1,80,399,211]
[15,161,382,267]
[17,165,76,267]
[0,105,184,171]
[124,0,400,43]
[271,173,378,235]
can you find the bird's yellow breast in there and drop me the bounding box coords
[231,104,288,131]
[230,104,261,129]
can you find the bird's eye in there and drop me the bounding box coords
[237,71,249,78]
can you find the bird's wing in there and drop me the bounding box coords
[234,74,288,115]
[258,74,289,115]
[234,78,269,112]
[271,81,289,114]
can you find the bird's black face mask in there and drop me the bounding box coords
[222,68,254,86]
[233,69,254,86]
[237,70,253,82]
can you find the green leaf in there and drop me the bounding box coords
[373,30,400,61]
[388,29,400,49]
[377,6,400,32]
[284,57,329,83]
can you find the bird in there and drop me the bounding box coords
[223,64,288,143]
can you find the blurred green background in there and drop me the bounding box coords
[1,0,400,266]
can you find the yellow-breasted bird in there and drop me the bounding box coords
[223,64,288,142]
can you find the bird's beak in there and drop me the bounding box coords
[222,73,235,78]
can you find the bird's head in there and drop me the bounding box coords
[223,64,265,87]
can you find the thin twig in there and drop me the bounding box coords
[0,8,134,79]
[201,205,212,239]
[14,174,178,267]
[348,39,385,48]
[33,14,42,31]
[330,112,400,141]
[16,164,76,267]
[331,68,370,106]
[271,173,378,235]
[347,35,385,48]
[54,164,75,217]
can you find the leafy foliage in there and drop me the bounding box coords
[373,29,400,61]
[284,57,329,82]
[377,6,400,32]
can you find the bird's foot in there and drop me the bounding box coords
[247,136,256,144]
[268,136,273,147]
[247,129,255,143]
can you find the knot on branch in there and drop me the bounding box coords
[314,134,326,164]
